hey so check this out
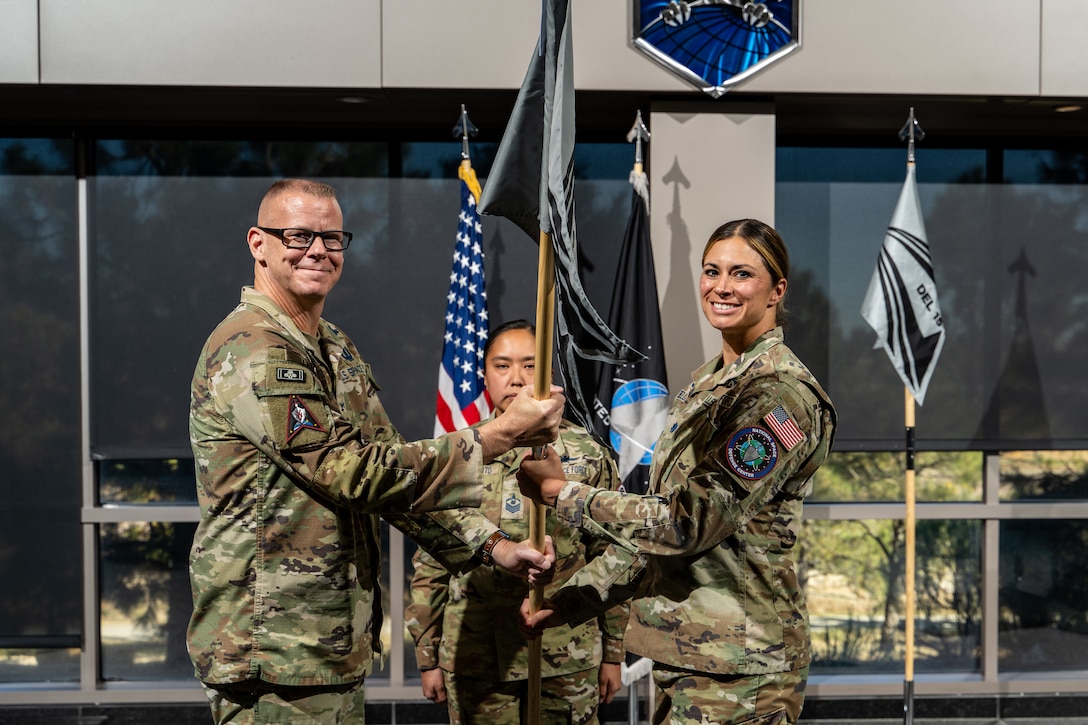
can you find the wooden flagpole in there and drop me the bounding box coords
[904,385,916,725]
[901,106,921,725]
[528,230,556,723]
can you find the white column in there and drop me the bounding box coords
[648,104,777,390]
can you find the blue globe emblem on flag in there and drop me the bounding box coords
[633,0,801,98]
[609,378,671,478]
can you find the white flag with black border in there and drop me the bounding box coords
[861,164,945,405]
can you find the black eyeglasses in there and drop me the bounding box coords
[257,227,353,251]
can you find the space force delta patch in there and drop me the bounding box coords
[726,427,778,480]
[286,395,325,442]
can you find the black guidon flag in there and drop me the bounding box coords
[479,0,642,433]
[579,173,669,494]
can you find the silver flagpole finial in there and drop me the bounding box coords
[898,107,925,165]
[626,109,651,171]
[452,104,479,161]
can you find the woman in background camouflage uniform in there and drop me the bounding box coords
[517,220,837,725]
[407,320,629,724]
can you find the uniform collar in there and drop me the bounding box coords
[240,285,327,357]
[690,326,784,392]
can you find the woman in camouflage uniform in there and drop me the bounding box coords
[518,220,837,725]
[407,320,629,724]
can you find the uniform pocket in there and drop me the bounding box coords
[736,708,788,725]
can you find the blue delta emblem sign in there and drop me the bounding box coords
[633,0,800,98]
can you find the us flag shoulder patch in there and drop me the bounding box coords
[764,405,805,451]
[286,395,325,442]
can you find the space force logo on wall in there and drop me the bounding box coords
[633,0,800,98]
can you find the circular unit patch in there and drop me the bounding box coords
[725,426,778,480]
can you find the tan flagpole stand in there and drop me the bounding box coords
[528,230,556,724]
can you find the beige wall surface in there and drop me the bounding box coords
[383,0,1050,97]
[1040,0,1088,97]
[574,1,690,92]
[0,0,39,83]
[743,0,1042,96]
[19,0,1087,100]
[39,0,382,87]
[383,1,540,89]
[649,106,776,391]
[382,0,688,91]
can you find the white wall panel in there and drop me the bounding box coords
[741,0,1042,96]
[1041,0,1088,97]
[648,106,776,391]
[26,0,1068,99]
[40,0,382,87]
[0,0,39,83]
[574,0,690,92]
[383,1,539,89]
[382,0,689,91]
[382,0,1044,97]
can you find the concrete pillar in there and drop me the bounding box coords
[648,103,777,390]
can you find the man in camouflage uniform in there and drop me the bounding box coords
[406,321,629,724]
[517,220,837,725]
[188,180,564,724]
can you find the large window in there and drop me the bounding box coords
[778,145,1088,690]
[777,146,1088,449]
[0,136,634,697]
[0,139,81,684]
[3,134,1088,704]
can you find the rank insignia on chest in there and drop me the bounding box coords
[505,492,522,515]
[286,395,325,441]
[276,367,306,383]
[726,426,778,480]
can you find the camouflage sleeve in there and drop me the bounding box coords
[583,446,630,663]
[384,508,499,575]
[548,542,648,627]
[600,599,629,663]
[203,333,484,514]
[406,548,450,670]
[555,380,820,557]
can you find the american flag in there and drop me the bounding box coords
[434,162,492,435]
[764,405,805,451]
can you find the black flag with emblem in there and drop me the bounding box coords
[582,174,668,494]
